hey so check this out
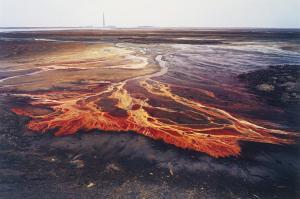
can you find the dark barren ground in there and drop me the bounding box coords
[0,103,299,199]
[0,29,299,199]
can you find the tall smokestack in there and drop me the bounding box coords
[102,12,106,28]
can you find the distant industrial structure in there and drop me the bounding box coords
[100,12,116,29]
[102,12,106,28]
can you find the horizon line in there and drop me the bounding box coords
[1,26,300,30]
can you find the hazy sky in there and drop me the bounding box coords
[0,0,299,28]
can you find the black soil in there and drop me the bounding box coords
[0,97,299,199]
[239,65,300,129]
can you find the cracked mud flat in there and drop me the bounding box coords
[0,29,299,198]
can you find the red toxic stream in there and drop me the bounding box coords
[11,77,297,158]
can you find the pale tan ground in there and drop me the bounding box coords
[0,42,159,91]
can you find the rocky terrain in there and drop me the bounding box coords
[239,64,300,129]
